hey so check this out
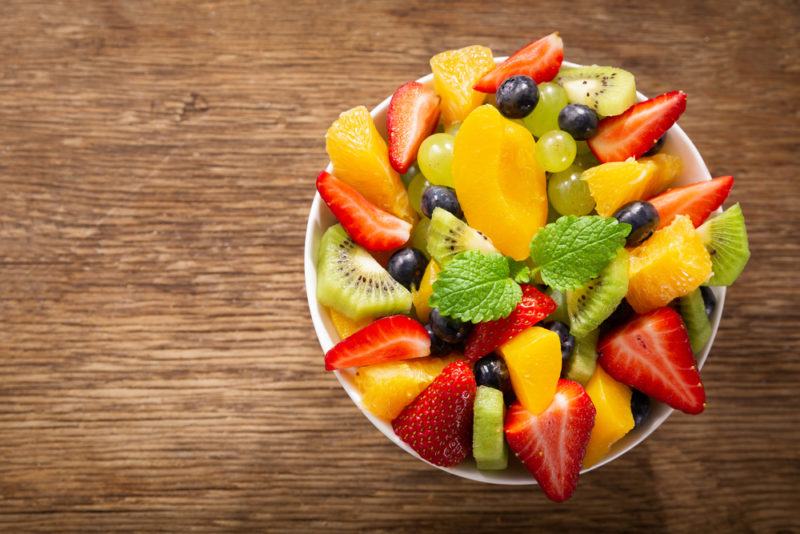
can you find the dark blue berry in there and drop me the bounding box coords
[387,248,427,289]
[473,354,514,402]
[430,308,470,344]
[613,201,660,246]
[541,321,575,364]
[631,389,651,428]
[600,299,635,334]
[421,186,462,219]
[700,286,717,317]
[557,104,599,140]
[496,75,539,119]
[643,134,666,156]
[425,323,450,356]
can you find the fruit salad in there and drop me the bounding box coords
[312,32,750,502]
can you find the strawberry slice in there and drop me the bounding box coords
[597,307,705,414]
[392,360,476,467]
[588,91,687,163]
[387,82,441,174]
[324,315,430,371]
[464,284,556,361]
[504,379,596,502]
[474,32,564,93]
[316,171,412,251]
[649,175,734,229]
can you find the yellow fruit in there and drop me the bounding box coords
[355,356,458,420]
[326,106,414,222]
[431,45,495,126]
[412,261,440,322]
[639,153,683,198]
[453,105,547,260]
[499,327,561,415]
[583,366,634,467]
[328,308,371,340]
[582,159,658,216]
[627,216,713,313]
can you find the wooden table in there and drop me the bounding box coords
[1,1,798,531]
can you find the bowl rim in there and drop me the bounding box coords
[304,58,726,485]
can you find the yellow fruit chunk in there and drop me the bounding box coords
[326,106,414,222]
[328,308,371,340]
[412,261,440,322]
[355,356,458,420]
[639,153,683,198]
[431,45,495,126]
[582,159,657,216]
[499,327,561,415]
[453,105,547,260]
[583,366,634,467]
[627,216,713,313]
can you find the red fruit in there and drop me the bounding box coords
[316,171,412,251]
[588,91,687,163]
[324,315,430,371]
[474,32,564,93]
[387,82,441,174]
[597,307,705,414]
[504,380,596,502]
[649,176,734,229]
[392,360,476,467]
[464,284,556,361]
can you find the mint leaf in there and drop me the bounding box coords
[530,216,630,291]
[509,260,532,283]
[429,251,522,323]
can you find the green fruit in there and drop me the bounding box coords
[698,203,750,286]
[427,207,497,266]
[567,248,629,338]
[410,217,431,259]
[548,164,595,216]
[472,386,508,471]
[680,289,712,354]
[546,287,570,324]
[556,66,637,117]
[535,130,577,173]
[408,173,430,216]
[523,82,568,137]
[564,329,599,385]
[316,224,411,320]
[417,133,455,187]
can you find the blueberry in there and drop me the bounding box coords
[496,75,539,119]
[630,389,651,428]
[387,248,428,289]
[643,134,666,156]
[473,354,514,402]
[600,299,635,334]
[557,104,599,141]
[700,286,717,317]
[430,308,470,344]
[541,321,575,364]
[613,201,660,247]
[425,323,451,356]
[421,186,462,219]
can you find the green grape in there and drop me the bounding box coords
[547,164,595,216]
[535,130,577,173]
[401,164,419,186]
[523,82,568,138]
[573,141,600,169]
[407,173,430,216]
[410,216,431,258]
[417,133,455,187]
[445,122,461,136]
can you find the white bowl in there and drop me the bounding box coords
[304,59,725,485]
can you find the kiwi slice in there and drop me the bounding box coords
[698,203,750,286]
[427,207,497,266]
[567,248,629,338]
[564,329,599,386]
[555,66,637,117]
[316,224,412,320]
[680,289,712,354]
[472,386,508,471]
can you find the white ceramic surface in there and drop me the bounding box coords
[304,59,725,485]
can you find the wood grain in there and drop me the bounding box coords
[0,0,798,531]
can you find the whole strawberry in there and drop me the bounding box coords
[392,360,476,467]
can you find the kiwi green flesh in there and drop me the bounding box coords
[698,203,750,286]
[565,329,599,386]
[427,207,497,266]
[556,66,637,117]
[567,248,629,338]
[680,289,712,354]
[472,386,508,471]
[545,287,570,325]
[316,224,411,321]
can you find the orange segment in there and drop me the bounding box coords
[499,327,561,415]
[329,308,371,339]
[583,366,634,467]
[627,215,713,313]
[453,105,547,260]
[639,153,682,198]
[582,159,657,216]
[326,106,414,222]
[431,46,495,126]
[412,260,440,322]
